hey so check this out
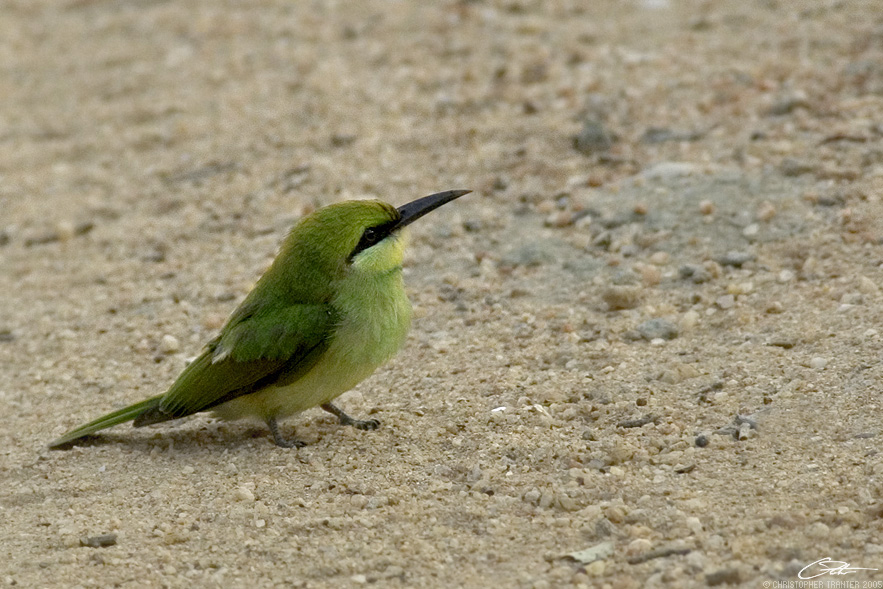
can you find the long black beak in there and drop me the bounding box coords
[395,189,471,229]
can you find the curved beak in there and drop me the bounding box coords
[395,189,472,229]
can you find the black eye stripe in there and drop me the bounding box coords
[349,221,397,260]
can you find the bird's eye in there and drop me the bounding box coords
[349,222,394,261]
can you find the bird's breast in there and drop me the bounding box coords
[331,269,412,366]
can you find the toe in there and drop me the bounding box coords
[355,419,380,431]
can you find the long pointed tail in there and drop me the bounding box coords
[48,394,165,449]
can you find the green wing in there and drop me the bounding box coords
[138,303,335,423]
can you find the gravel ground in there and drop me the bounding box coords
[2,1,883,588]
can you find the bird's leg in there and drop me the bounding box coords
[321,403,380,431]
[266,417,306,448]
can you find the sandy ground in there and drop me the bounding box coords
[2,1,883,587]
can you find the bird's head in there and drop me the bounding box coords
[270,190,471,299]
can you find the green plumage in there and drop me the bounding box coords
[47,395,166,447]
[49,190,469,449]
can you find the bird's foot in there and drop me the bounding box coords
[266,417,307,448]
[352,418,380,431]
[321,403,380,431]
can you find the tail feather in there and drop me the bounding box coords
[48,394,165,449]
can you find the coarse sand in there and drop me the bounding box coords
[2,1,883,587]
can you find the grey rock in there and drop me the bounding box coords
[780,158,814,177]
[641,161,701,180]
[766,93,811,116]
[717,251,755,267]
[573,119,612,154]
[80,534,117,548]
[640,127,703,144]
[679,264,711,283]
[636,318,679,341]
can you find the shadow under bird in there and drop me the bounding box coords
[49,189,471,449]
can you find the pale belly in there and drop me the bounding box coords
[212,276,411,423]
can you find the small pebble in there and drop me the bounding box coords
[680,310,700,330]
[726,282,753,295]
[545,211,573,227]
[717,251,755,267]
[716,295,735,309]
[840,292,863,305]
[641,127,702,143]
[523,489,541,505]
[777,269,795,283]
[780,158,814,177]
[642,161,700,179]
[648,251,670,265]
[809,357,827,370]
[602,286,641,310]
[160,334,180,354]
[679,264,711,283]
[203,313,226,330]
[742,223,759,238]
[858,276,879,294]
[536,200,555,214]
[601,286,641,311]
[80,534,117,548]
[626,538,653,556]
[660,363,699,383]
[737,422,757,441]
[235,487,256,502]
[573,119,612,154]
[756,201,776,222]
[685,517,703,535]
[698,200,715,215]
[636,263,662,286]
[636,318,679,341]
[705,568,742,586]
[586,560,606,576]
[765,301,785,314]
[767,91,810,115]
[537,491,555,509]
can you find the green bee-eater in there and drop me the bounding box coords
[49,189,470,449]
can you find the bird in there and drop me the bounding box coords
[49,189,471,449]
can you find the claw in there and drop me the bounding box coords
[321,403,381,431]
[266,417,306,448]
